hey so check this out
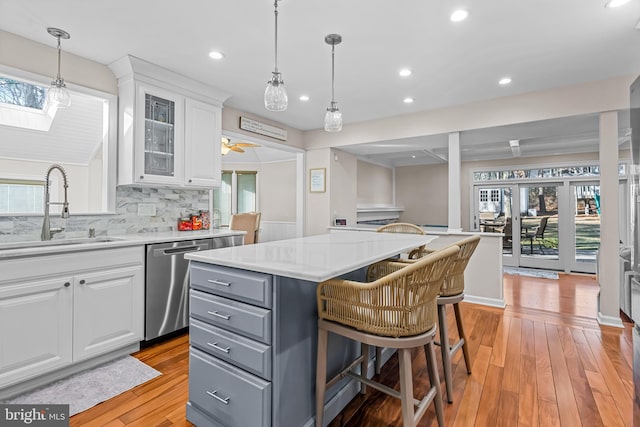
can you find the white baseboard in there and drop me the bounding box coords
[464,295,506,308]
[597,312,624,328]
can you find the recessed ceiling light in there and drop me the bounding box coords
[450,9,469,22]
[208,51,225,60]
[499,77,512,85]
[605,0,631,8]
[399,68,412,77]
[412,155,416,158]
[299,95,310,101]
[403,97,414,104]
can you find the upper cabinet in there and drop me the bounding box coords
[109,55,230,188]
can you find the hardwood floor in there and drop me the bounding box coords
[70,272,633,426]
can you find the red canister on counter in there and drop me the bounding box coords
[178,217,193,231]
[191,214,203,230]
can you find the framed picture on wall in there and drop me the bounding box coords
[309,168,326,193]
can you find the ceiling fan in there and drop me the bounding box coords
[221,137,260,155]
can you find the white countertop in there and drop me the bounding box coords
[0,229,245,259]
[185,231,438,282]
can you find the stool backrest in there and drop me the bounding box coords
[318,245,459,337]
[440,235,481,297]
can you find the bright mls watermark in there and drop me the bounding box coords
[1,404,69,426]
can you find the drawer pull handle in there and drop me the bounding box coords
[207,310,231,320]
[207,342,231,353]
[206,390,230,405]
[207,279,231,287]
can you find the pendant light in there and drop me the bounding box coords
[264,0,287,111]
[324,34,342,132]
[46,27,72,109]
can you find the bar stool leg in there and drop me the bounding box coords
[398,348,416,427]
[425,339,445,427]
[315,327,328,427]
[454,302,472,374]
[375,346,382,374]
[438,304,454,403]
[360,343,369,394]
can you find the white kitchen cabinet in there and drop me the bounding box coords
[0,246,144,392]
[134,83,185,186]
[109,55,229,188]
[73,265,144,362]
[0,276,73,388]
[185,98,222,187]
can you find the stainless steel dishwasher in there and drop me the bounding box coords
[145,239,212,340]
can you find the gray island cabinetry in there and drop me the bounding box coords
[185,231,437,427]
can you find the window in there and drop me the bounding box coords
[213,171,257,226]
[0,77,46,109]
[0,179,44,214]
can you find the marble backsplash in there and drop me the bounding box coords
[0,186,210,242]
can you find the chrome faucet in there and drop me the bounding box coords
[41,164,70,240]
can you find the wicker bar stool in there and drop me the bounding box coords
[376,222,428,259]
[373,222,427,374]
[315,245,460,427]
[436,235,480,403]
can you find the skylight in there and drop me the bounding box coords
[0,74,60,131]
[0,77,46,110]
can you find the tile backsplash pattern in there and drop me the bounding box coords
[0,186,210,242]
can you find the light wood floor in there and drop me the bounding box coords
[70,272,633,426]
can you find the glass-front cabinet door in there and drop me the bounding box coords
[135,84,184,185]
[144,94,175,176]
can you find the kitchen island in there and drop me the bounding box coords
[184,231,437,427]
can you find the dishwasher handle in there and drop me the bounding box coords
[154,243,208,256]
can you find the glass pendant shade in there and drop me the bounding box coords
[264,72,288,111]
[324,34,343,132]
[47,27,71,109]
[47,82,71,108]
[264,0,287,111]
[324,103,342,132]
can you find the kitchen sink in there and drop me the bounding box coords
[0,236,123,251]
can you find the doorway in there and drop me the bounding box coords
[474,182,566,271]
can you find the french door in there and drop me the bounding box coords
[474,182,566,271]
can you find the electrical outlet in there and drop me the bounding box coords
[137,203,156,216]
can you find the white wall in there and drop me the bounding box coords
[221,106,304,150]
[331,149,358,228]
[357,160,393,205]
[259,160,296,222]
[0,30,117,94]
[302,75,634,149]
[396,163,449,226]
[305,148,331,236]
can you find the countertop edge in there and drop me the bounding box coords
[0,230,246,259]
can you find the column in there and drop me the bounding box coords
[448,132,462,231]
[598,111,623,327]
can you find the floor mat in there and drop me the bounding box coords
[4,356,161,416]
[503,266,559,280]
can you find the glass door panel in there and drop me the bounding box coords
[519,185,562,270]
[475,185,518,264]
[571,183,600,273]
[144,94,175,176]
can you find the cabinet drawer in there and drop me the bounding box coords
[191,262,272,308]
[190,318,272,380]
[191,290,272,344]
[189,347,271,427]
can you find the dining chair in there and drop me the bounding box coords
[315,245,459,427]
[229,211,261,244]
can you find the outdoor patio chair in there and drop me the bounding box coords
[523,216,548,254]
